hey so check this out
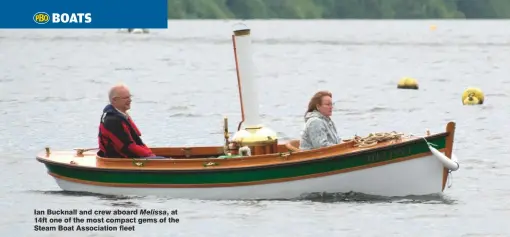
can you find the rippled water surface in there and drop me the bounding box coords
[1,20,510,237]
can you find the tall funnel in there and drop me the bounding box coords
[231,25,277,147]
[232,27,261,128]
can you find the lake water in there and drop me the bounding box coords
[1,19,509,237]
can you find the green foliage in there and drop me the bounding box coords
[167,0,510,19]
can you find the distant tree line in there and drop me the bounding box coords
[167,0,510,19]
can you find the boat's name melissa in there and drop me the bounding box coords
[365,146,412,163]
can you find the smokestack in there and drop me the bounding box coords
[232,27,261,128]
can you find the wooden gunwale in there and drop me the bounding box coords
[36,132,449,173]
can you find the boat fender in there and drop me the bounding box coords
[239,146,251,156]
[428,145,460,171]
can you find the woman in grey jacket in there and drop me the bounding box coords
[299,90,341,150]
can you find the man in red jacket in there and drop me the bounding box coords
[97,84,159,158]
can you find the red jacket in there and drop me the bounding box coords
[97,105,154,158]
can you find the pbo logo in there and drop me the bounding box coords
[33,12,50,24]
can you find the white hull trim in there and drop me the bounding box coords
[53,155,445,200]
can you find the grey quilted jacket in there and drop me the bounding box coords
[299,110,340,150]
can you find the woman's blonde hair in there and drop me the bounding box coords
[305,90,332,116]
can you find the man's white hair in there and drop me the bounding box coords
[108,83,129,103]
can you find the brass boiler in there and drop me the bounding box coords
[223,117,278,156]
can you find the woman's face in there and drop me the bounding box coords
[317,96,333,117]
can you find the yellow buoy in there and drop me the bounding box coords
[397,77,419,90]
[462,87,484,105]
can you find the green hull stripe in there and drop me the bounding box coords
[44,137,446,184]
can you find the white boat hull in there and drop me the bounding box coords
[52,154,446,200]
